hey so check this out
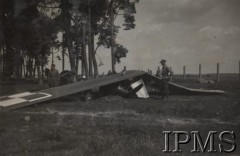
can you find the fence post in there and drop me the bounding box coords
[217,63,220,82]
[199,64,202,79]
[183,65,186,79]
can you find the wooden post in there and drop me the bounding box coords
[217,63,220,82]
[183,65,186,79]
[199,64,202,79]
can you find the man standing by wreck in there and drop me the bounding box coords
[156,66,162,78]
[48,64,60,88]
[160,59,173,99]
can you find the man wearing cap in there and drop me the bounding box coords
[160,59,173,99]
[122,66,127,76]
[48,64,60,88]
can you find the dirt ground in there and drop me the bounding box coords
[0,79,240,156]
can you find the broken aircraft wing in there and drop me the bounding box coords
[0,70,225,111]
[0,71,145,111]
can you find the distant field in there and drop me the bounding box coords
[175,73,239,81]
[174,73,240,92]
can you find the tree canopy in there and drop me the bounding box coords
[0,0,139,81]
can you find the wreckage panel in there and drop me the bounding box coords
[141,73,226,95]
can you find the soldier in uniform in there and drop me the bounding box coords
[48,64,60,88]
[156,66,162,78]
[160,59,173,99]
[122,66,127,76]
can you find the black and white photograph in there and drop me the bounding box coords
[0,0,240,155]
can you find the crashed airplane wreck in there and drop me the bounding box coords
[0,70,225,111]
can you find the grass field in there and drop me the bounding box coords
[0,75,240,155]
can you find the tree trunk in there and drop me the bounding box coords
[22,56,26,78]
[35,58,43,85]
[29,58,33,78]
[18,52,20,78]
[2,44,5,74]
[62,46,65,71]
[5,45,14,77]
[88,0,93,78]
[81,60,85,76]
[20,51,24,78]
[91,32,98,77]
[41,54,44,80]
[33,60,36,78]
[0,44,4,77]
[76,56,79,76]
[67,38,76,78]
[65,10,76,79]
[75,40,82,76]
[62,32,66,71]
[23,55,27,78]
[110,0,115,73]
[51,50,54,64]
[82,23,88,79]
[16,50,21,78]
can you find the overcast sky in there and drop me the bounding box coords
[92,0,240,74]
[35,0,240,74]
